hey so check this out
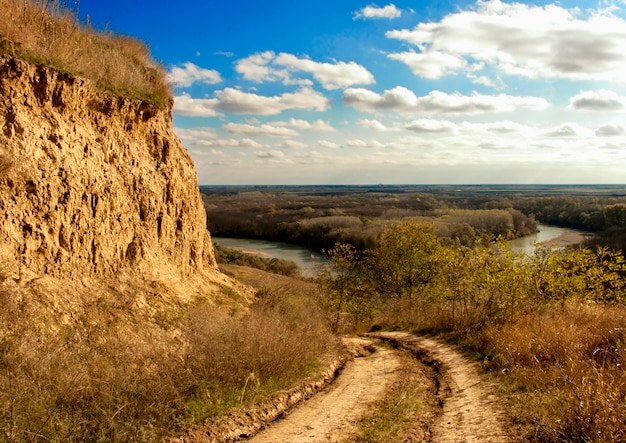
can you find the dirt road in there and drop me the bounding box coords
[371,331,511,443]
[245,332,511,443]
[247,337,401,443]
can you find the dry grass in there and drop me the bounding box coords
[0,0,171,104]
[0,269,337,442]
[480,304,626,443]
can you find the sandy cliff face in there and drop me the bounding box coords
[0,54,216,279]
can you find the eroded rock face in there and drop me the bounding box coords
[0,55,216,279]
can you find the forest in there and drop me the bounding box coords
[201,184,626,252]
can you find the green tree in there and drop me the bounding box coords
[320,243,373,332]
[369,221,446,300]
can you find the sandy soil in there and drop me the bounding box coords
[246,337,402,443]
[538,230,590,248]
[371,332,511,443]
[241,332,511,443]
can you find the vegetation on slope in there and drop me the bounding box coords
[0,0,171,104]
[214,244,302,277]
[322,220,626,442]
[0,269,337,442]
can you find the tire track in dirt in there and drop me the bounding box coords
[246,337,402,443]
[370,331,511,443]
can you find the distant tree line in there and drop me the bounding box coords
[511,196,626,252]
[202,190,537,252]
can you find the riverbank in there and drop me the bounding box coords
[538,230,591,249]
[508,224,591,254]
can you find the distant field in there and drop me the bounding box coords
[200,184,626,197]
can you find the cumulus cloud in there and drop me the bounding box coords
[235,51,277,83]
[568,90,626,111]
[342,87,549,115]
[387,51,467,79]
[318,140,341,149]
[273,118,335,132]
[255,150,287,158]
[220,87,330,115]
[196,138,263,148]
[354,4,402,20]
[174,127,217,141]
[596,123,626,137]
[173,88,331,116]
[358,119,390,131]
[223,123,299,137]
[168,62,222,87]
[277,140,309,149]
[461,120,530,134]
[543,123,590,138]
[172,93,221,117]
[386,0,626,82]
[236,51,375,90]
[346,139,385,148]
[405,118,457,133]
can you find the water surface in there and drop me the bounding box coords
[213,237,327,277]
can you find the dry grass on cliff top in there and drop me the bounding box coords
[0,0,171,104]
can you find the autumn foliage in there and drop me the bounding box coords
[321,220,626,442]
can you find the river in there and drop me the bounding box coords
[212,237,327,277]
[214,225,590,277]
[508,224,591,254]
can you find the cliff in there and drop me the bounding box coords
[0,54,216,280]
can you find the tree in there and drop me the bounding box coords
[369,220,446,300]
[320,243,372,332]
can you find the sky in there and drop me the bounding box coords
[77,0,626,185]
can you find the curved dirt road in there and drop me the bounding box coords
[371,331,511,443]
[239,332,510,443]
[247,337,401,443]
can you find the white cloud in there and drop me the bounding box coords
[460,120,530,134]
[543,123,591,138]
[568,90,626,111]
[273,118,335,132]
[386,0,626,82]
[174,127,217,141]
[405,118,458,133]
[235,52,375,90]
[172,93,221,117]
[277,140,309,149]
[346,139,385,148]
[196,138,263,148]
[387,51,467,79]
[214,87,330,115]
[354,4,402,20]
[318,140,341,149]
[168,62,222,87]
[174,88,331,117]
[223,123,300,137]
[235,51,277,82]
[596,123,626,137]
[358,119,390,131]
[342,87,549,114]
[255,150,287,158]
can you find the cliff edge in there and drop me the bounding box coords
[0,54,216,280]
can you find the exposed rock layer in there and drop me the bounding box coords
[0,55,215,279]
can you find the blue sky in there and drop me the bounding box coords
[78,0,626,184]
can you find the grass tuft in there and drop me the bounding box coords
[0,0,171,104]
